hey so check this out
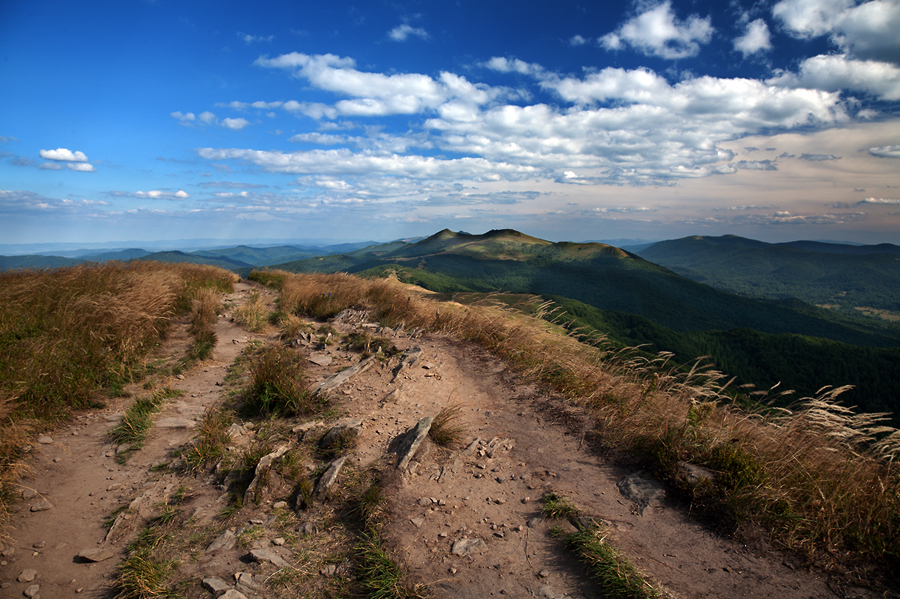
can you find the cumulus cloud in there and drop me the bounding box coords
[256,52,511,117]
[772,0,900,64]
[869,144,900,158]
[389,24,429,41]
[858,197,900,204]
[599,1,714,59]
[768,54,900,100]
[222,117,251,130]
[197,147,538,182]
[39,148,88,162]
[109,189,190,200]
[199,111,216,123]
[171,111,196,124]
[67,162,96,172]
[734,18,772,57]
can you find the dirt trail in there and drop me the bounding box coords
[0,282,875,599]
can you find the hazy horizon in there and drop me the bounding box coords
[3,0,899,246]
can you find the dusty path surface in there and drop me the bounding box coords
[0,282,878,599]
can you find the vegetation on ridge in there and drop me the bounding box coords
[253,269,900,580]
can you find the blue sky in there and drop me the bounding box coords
[2,0,899,249]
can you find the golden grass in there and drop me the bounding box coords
[0,261,237,542]
[256,270,900,576]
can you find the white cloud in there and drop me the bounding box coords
[256,52,511,117]
[869,144,900,158]
[734,18,772,57]
[389,24,429,41]
[569,35,588,46]
[110,189,190,200]
[197,147,538,182]
[238,32,274,44]
[484,56,546,77]
[768,54,900,100]
[67,162,96,172]
[222,117,251,130]
[39,147,89,162]
[199,111,216,123]
[251,101,283,109]
[800,153,841,160]
[288,132,349,145]
[171,111,196,124]
[599,1,714,59]
[859,197,900,204]
[772,0,900,64]
[39,162,62,170]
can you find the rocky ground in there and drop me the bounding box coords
[0,281,883,599]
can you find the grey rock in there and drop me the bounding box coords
[24,584,40,598]
[677,461,716,485]
[37,436,53,444]
[308,354,333,366]
[451,537,486,556]
[226,424,248,440]
[18,569,37,582]
[314,356,374,393]
[314,455,349,500]
[249,547,291,569]
[220,591,248,599]
[77,547,114,562]
[206,529,237,553]
[410,517,425,528]
[318,418,363,449]
[234,572,259,588]
[22,488,36,499]
[292,420,325,441]
[243,444,290,505]
[202,577,231,596]
[391,347,423,382]
[30,499,53,512]
[618,471,666,515]
[396,416,434,471]
[537,585,566,599]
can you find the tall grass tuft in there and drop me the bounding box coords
[262,271,900,575]
[243,345,328,418]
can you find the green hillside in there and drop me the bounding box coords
[0,255,81,270]
[138,250,252,270]
[190,245,320,266]
[637,235,900,311]
[271,229,899,348]
[261,228,900,422]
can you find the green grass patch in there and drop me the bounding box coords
[110,387,182,459]
[541,490,580,519]
[565,524,660,599]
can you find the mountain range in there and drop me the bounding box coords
[4,229,898,421]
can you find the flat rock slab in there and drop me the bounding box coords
[397,416,433,470]
[308,354,333,366]
[30,499,53,512]
[203,576,232,595]
[249,547,291,569]
[220,590,248,599]
[206,529,237,553]
[77,547,115,563]
[18,569,37,582]
[451,537,486,556]
[617,471,666,514]
[314,356,374,393]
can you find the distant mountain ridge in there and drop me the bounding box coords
[636,235,900,311]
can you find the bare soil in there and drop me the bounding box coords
[0,281,884,599]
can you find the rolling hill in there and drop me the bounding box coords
[637,235,900,311]
[260,228,900,420]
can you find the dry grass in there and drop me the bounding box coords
[255,270,900,577]
[0,261,236,542]
[232,289,268,332]
[429,404,466,448]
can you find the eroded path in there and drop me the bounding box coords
[1,282,862,599]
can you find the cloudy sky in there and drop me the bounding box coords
[2,0,899,248]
